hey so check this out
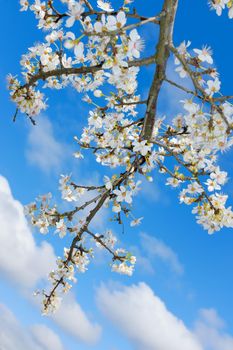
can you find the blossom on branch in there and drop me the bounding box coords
[10,0,233,313]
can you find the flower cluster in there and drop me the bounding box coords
[59,174,86,202]
[8,75,47,117]
[13,0,144,121]
[25,172,138,312]
[209,0,233,18]
[164,40,233,232]
[112,250,136,276]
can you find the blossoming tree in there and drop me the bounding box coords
[9,0,233,313]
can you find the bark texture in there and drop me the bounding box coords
[142,0,178,140]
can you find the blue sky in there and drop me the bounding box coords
[1,1,233,349]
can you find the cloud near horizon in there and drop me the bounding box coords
[97,282,202,350]
[97,282,233,350]
[0,174,101,345]
[0,303,64,350]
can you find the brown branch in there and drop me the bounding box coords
[213,95,233,102]
[169,44,206,94]
[83,9,150,21]
[117,118,144,130]
[43,156,145,309]
[165,77,202,99]
[17,56,156,92]
[70,183,105,190]
[83,0,94,11]
[59,193,102,220]
[86,229,125,261]
[142,0,178,140]
[156,159,193,181]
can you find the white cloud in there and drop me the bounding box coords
[194,308,233,350]
[97,282,202,350]
[97,282,233,350]
[52,293,101,345]
[0,175,56,288]
[26,116,67,173]
[30,324,64,350]
[0,303,64,350]
[140,232,184,275]
[0,175,101,345]
[198,308,225,329]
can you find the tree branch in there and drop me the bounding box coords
[17,56,156,92]
[142,0,178,140]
